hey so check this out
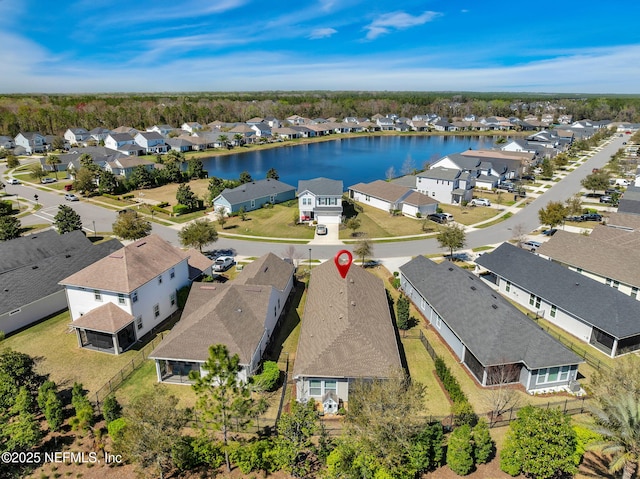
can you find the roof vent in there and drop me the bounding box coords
[575,283,579,286]
[263,266,268,272]
[136,242,146,247]
[339,290,343,294]
[470,286,476,291]
[351,301,356,307]
[448,267,453,271]
[32,265,38,270]
[65,254,71,258]
[492,304,498,309]
[236,308,242,313]
[349,278,354,283]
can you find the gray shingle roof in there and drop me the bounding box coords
[297,177,343,196]
[0,233,122,314]
[418,167,461,181]
[293,260,402,379]
[476,243,640,339]
[400,255,581,369]
[217,179,295,205]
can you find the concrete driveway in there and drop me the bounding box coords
[308,223,342,245]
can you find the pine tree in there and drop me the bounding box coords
[446,424,474,476]
[472,418,494,464]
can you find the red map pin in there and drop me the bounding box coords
[334,250,353,279]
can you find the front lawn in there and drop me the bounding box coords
[439,204,499,226]
[222,203,315,239]
[342,202,426,238]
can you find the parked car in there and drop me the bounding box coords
[496,182,515,192]
[64,193,79,201]
[523,240,542,251]
[542,228,557,236]
[600,195,612,203]
[565,215,584,222]
[316,224,328,235]
[427,213,450,224]
[41,178,56,184]
[469,198,491,206]
[582,213,603,222]
[213,256,235,272]
[521,174,536,181]
[6,178,20,185]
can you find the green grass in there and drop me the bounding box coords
[472,245,494,252]
[439,203,499,226]
[474,212,512,228]
[0,311,155,395]
[341,202,426,238]
[222,204,316,239]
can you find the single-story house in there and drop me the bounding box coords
[536,228,640,301]
[297,177,344,224]
[105,156,155,179]
[149,253,294,383]
[476,243,640,357]
[400,255,583,392]
[293,260,402,413]
[0,230,122,336]
[213,179,296,215]
[348,179,438,217]
[60,235,213,355]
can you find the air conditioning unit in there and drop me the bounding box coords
[569,380,581,393]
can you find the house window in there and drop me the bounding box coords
[132,291,138,303]
[420,299,426,310]
[158,275,163,284]
[118,293,125,305]
[559,366,570,381]
[170,293,176,306]
[535,296,541,309]
[365,195,371,201]
[94,290,102,301]
[136,316,143,330]
[576,268,583,273]
[170,268,175,279]
[536,368,547,384]
[270,195,275,203]
[278,298,281,309]
[613,280,620,290]
[529,293,535,306]
[324,380,337,393]
[550,305,557,318]
[274,306,277,317]
[432,192,436,196]
[606,278,612,286]
[632,287,638,299]
[251,200,256,208]
[435,314,442,329]
[153,304,160,318]
[309,380,322,396]
[505,281,511,292]
[302,197,311,206]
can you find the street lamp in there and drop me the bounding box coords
[92,220,96,238]
[308,248,312,274]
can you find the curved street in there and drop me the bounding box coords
[2,134,626,263]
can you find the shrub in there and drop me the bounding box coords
[228,439,273,474]
[391,278,401,290]
[122,194,134,200]
[472,418,494,464]
[173,204,190,215]
[452,401,476,427]
[253,361,281,392]
[0,200,13,216]
[446,424,474,475]
[107,417,126,444]
[102,395,122,424]
[171,436,201,472]
[396,295,410,330]
[409,422,445,472]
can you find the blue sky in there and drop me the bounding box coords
[1,0,639,94]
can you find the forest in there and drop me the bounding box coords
[1,91,640,137]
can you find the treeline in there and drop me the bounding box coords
[1,91,640,136]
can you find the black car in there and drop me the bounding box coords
[565,215,584,222]
[582,213,602,222]
[521,174,536,181]
[427,213,449,224]
[496,183,515,192]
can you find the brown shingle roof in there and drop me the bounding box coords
[72,302,135,333]
[149,283,272,364]
[293,260,402,380]
[402,190,438,207]
[349,180,411,203]
[235,252,294,291]
[537,229,640,288]
[60,234,189,293]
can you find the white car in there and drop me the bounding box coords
[213,256,235,272]
[6,178,20,185]
[41,177,56,184]
[469,198,491,206]
[523,240,542,251]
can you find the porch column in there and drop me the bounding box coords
[75,329,83,348]
[611,339,619,358]
[155,360,162,383]
[113,333,121,356]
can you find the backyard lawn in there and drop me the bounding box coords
[0,310,158,396]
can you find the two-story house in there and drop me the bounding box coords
[59,235,213,355]
[147,125,175,137]
[297,177,344,224]
[105,133,135,151]
[14,132,46,154]
[64,128,90,145]
[416,167,475,204]
[134,131,168,154]
[181,122,203,133]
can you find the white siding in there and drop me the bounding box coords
[351,191,393,212]
[0,292,68,335]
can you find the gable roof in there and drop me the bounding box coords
[349,180,412,203]
[297,177,343,196]
[216,179,295,206]
[293,260,402,379]
[1,233,122,315]
[418,167,461,181]
[617,185,640,215]
[149,253,293,364]
[536,229,640,289]
[60,234,191,293]
[400,255,581,369]
[476,243,640,339]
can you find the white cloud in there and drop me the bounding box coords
[365,10,441,40]
[309,28,337,40]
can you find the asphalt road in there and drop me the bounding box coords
[2,134,627,260]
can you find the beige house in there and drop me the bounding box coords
[293,260,402,413]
